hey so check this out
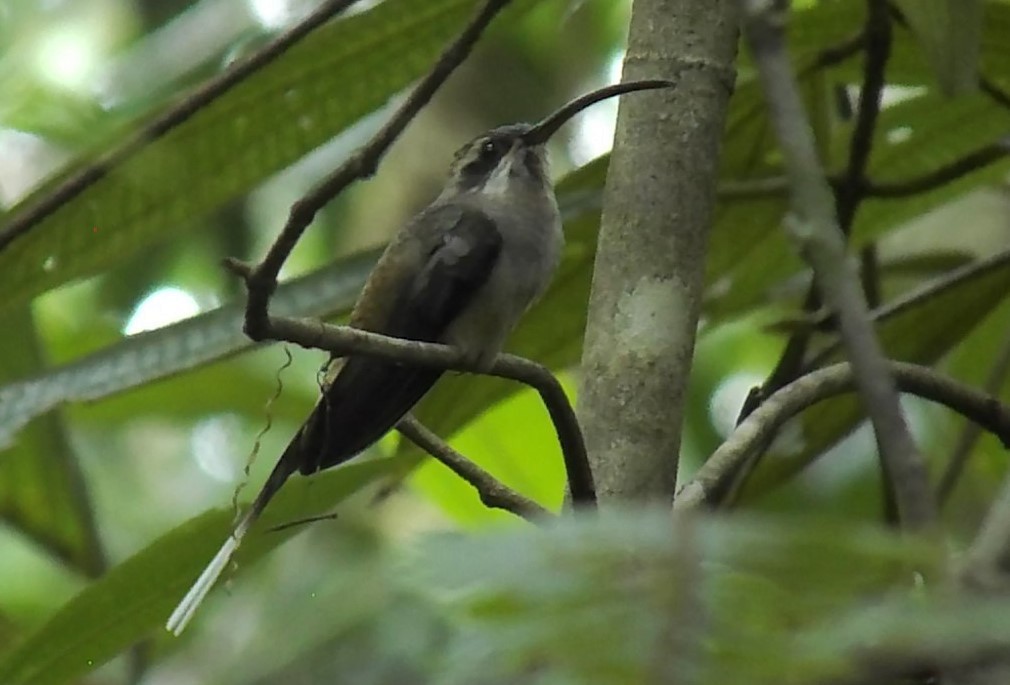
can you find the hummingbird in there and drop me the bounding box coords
[167,79,671,634]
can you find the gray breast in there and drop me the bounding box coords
[443,192,563,368]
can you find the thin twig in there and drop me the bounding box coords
[807,246,1010,369]
[739,0,934,530]
[939,330,1010,506]
[0,0,362,252]
[234,311,595,505]
[835,0,891,235]
[860,244,881,309]
[397,415,550,521]
[675,361,1010,510]
[980,74,1010,111]
[859,139,1010,198]
[810,29,866,70]
[716,136,1010,201]
[240,0,514,338]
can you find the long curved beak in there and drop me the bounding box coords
[521,79,675,146]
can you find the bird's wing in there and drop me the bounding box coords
[292,204,503,475]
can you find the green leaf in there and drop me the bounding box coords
[0,0,495,314]
[0,78,109,146]
[855,92,1010,245]
[412,509,941,684]
[0,456,405,685]
[0,308,105,578]
[0,251,376,447]
[710,90,1010,321]
[893,0,983,95]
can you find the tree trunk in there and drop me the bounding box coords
[577,0,739,501]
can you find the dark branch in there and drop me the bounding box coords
[810,30,866,70]
[0,0,361,252]
[738,0,933,530]
[241,0,513,339]
[251,313,595,506]
[676,361,1010,510]
[718,137,1010,201]
[835,0,892,234]
[397,415,551,521]
[981,74,1010,111]
[859,139,1010,198]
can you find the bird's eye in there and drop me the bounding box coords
[480,139,501,159]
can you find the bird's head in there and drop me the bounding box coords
[441,79,674,200]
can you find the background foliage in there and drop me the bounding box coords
[1,0,1009,682]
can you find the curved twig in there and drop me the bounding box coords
[675,360,1010,511]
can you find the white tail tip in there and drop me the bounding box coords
[166,533,241,635]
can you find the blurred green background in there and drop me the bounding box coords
[2,0,1010,682]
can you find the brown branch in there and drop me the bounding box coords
[244,312,595,506]
[241,0,513,339]
[397,415,550,521]
[675,361,1010,510]
[739,0,934,530]
[0,0,362,252]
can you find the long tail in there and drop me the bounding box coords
[166,455,294,635]
[167,357,441,634]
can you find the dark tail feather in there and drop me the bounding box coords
[298,359,443,475]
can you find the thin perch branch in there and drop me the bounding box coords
[397,415,550,521]
[738,0,934,530]
[226,309,595,505]
[675,361,1010,510]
